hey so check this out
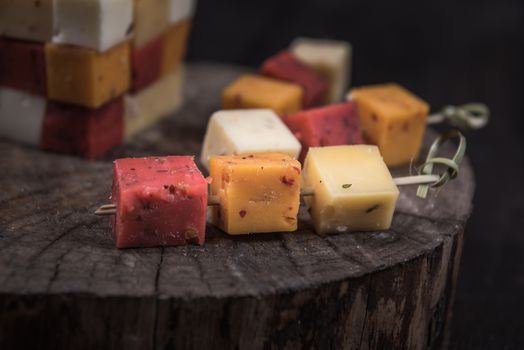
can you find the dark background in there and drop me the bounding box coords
[187,0,524,348]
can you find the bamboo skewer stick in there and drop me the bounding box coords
[94,174,442,216]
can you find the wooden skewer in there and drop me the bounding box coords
[94,174,440,216]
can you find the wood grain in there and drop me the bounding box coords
[0,63,474,350]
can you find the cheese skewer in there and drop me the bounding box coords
[95,174,441,216]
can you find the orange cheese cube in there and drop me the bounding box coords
[210,153,301,235]
[222,74,303,117]
[350,83,429,166]
[46,42,131,108]
[161,19,191,76]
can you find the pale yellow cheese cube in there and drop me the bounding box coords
[124,66,184,139]
[290,37,352,104]
[133,0,170,48]
[303,145,399,235]
[200,109,301,170]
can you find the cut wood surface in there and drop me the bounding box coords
[0,63,474,350]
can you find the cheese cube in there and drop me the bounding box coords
[260,50,328,108]
[222,74,303,117]
[0,0,55,42]
[169,0,196,24]
[111,156,208,248]
[124,66,184,139]
[200,109,301,170]
[303,145,399,235]
[54,0,133,52]
[131,36,163,92]
[350,83,429,166]
[41,98,124,159]
[45,41,131,108]
[0,37,47,96]
[0,88,46,146]
[133,0,170,48]
[209,153,301,235]
[161,19,191,76]
[284,102,363,162]
[290,37,352,104]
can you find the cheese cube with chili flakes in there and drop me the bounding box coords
[111,156,208,248]
[303,145,399,235]
[222,74,303,117]
[349,83,429,167]
[209,153,301,235]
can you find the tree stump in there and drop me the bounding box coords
[0,63,474,350]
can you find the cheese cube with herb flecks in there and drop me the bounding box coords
[303,145,399,235]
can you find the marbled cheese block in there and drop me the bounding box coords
[0,0,56,42]
[349,83,429,166]
[200,109,301,170]
[161,19,191,76]
[222,74,303,117]
[0,37,47,96]
[111,156,208,248]
[290,37,352,104]
[169,0,196,24]
[45,41,131,108]
[124,66,184,139]
[303,145,399,235]
[133,0,170,48]
[41,98,124,159]
[0,88,46,145]
[284,102,363,162]
[54,0,133,52]
[209,153,301,235]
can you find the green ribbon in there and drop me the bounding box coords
[427,103,490,130]
[416,130,467,198]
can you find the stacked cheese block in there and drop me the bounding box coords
[0,0,195,159]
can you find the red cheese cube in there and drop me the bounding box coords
[260,50,328,108]
[285,102,363,162]
[111,156,208,248]
[131,36,164,92]
[41,98,124,159]
[0,37,47,95]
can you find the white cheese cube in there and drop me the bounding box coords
[200,109,301,170]
[303,145,399,235]
[0,0,56,42]
[290,37,352,104]
[133,0,170,48]
[169,0,196,24]
[0,88,46,146]
[54,0,133,52]
[124,66,185,139]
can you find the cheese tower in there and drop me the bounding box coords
[349,83,429,166]
[303,145,399,235]
[200,109,301,170]
[209,153,302,235]
[0,0,196,158]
